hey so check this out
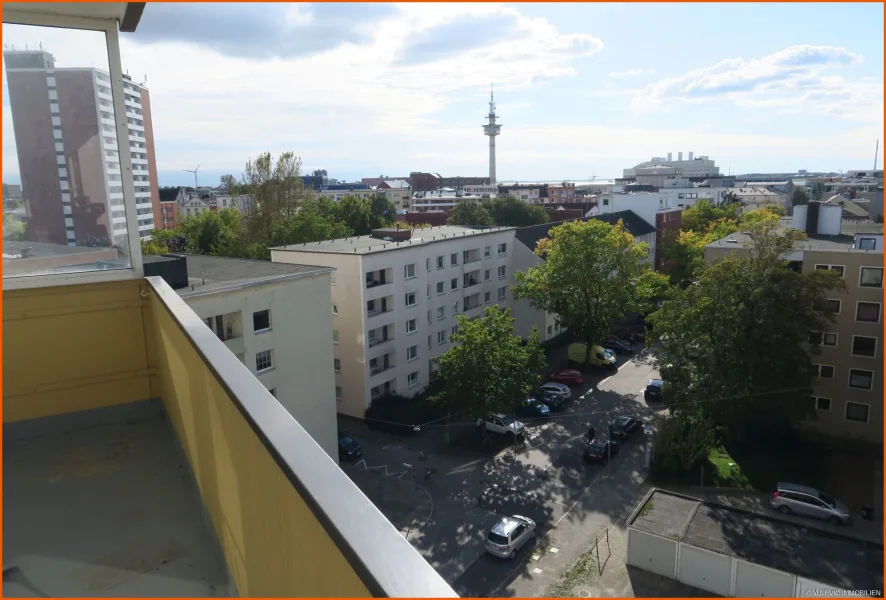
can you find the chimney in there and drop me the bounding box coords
[688,152,694,161]
[667,152,672,162]
[678,152,683,161]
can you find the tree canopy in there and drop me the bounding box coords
[448,199,495,226]
[512,218,665,353]
[792,188,809,207]
[648,220,846,441]
[485,196,549,227]
[432,307,546,420]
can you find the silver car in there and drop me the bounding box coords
[770,482,851,525]
[538,382,572,400]
[485,515,537,559]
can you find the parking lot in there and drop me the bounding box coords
[338,343,668,594]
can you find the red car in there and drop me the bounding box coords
[549,369,583,386]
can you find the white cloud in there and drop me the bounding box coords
[608,68,655,78]
[632,45,881,124]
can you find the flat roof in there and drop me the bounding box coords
[706,219,884,251]
[270,225,515,256]
[628,489,880,591]
[3,240,117,259]
[146,254,333,297]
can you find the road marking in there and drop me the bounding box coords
[617,360,633,371]
[598,376,612,386]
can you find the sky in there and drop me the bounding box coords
[2,2,884,188]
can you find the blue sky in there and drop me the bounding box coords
[3,3,883,187]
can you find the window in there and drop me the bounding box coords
[437,331,446,345]
[497,243,507,256]
[848,369,873,390]
[333,330,339,344]
[811,364,835,379]
[405,264,416,279]
[497,266,506,279]
[437,306,445,320]
[256,350,273,372]
[452,301,459,314]
[408,372,419,387]
[407,345,418,361]
[856,302,881,323]
[860,267,883,288]
[851,336,877,358]
[484,269,491,281]
[813,298,841,313]
[268,388,277,398]
[252,310,270,332]
[814,264,845,277]
[603,198,609,206]
[485,291,491,303]
[334,358,341,372]
[845,402,870,423]
[332,304,338,315]
[858,237,877,250]
[436,281,445,294]
[428,335,432,349]
[405,292,417,307]
[427,284,431,298]
[406,318,417,333]
[498,286,507,300]
[809,331,837,347]
[436,256,445,269]
[547,325,553,335]
[451,278,458,291]
[336,386,343,400]
[812,396,831,411]
[426,258,430,272]
[427,310,431,324]
[448,253,458,267]
[484,246,491,258]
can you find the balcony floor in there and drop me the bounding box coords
[3,400,235,598]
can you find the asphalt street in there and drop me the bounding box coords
[338,345,665,593]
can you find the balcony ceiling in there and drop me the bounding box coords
[4,2,145,32]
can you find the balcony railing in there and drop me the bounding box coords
[2,276,457,598]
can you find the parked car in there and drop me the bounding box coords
[602,339,633,355]
[644,379,665,403]
[608,416,642,440]
[535,382,572,410]
[549,369,583,386]
[485,515,537,559]
[770,482,851,525]
[337,433,363,461]
[606,334,633,346]
[515,397,551,419]
[583,440,619,464]
[479,413,525,437]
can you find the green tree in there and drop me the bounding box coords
[148,228,191,253]
[178,208,244,256]
[3,213,26,241]
[792,188,809,206]
[652,408,719,477]
[368,194,396,229]
[484,196,549,227]
[241,151,310,249]
[448,199,494,226]
[141,238,170,255]
[648,220,846,441]
[680,199,740,233]
[432,307,546,419]
[336,195,373,236]
[512,219,658,363]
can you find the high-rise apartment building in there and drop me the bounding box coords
[4,49,158,246]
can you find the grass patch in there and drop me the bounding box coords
[705,446,751,488]
[638,500,654,517]
[703,441,828,492]
[547,548,598,598]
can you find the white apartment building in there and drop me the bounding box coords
[144,254,340,461]
[409,189,488,213]
[593,188,730,228]
[270,225,517,419]
[624,151,720,179]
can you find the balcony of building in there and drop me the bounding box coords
[462,248,482,264]
[369,352,396,377]
[367,323,395,350]
[463,269,481,289]
[3,276,456,598]
[365,268,393,290]
[204,311,245,356]
[463,293,484,317]
[370,380,397,400]
[1,5,456,595]
[366,295,394,319]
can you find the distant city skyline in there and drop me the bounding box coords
[3,3,883,189]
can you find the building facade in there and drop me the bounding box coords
[705,207,884,445]
[4,49,158,246]
[270,226,516,419]
[624,152,720,179]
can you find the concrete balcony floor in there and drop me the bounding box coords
[3,400,234,598]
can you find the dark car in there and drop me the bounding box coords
[584,440,619,464]
[608,416,641,440]
[515,397,551,419]
[534,387,569,411]
[602,339,633,355]
[338,434,363,461]
[644,379,665,403]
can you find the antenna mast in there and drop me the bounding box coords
[874,139,879,172]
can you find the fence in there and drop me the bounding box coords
[626,526,849,598]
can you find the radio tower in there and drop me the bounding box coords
[483,85,502,185]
